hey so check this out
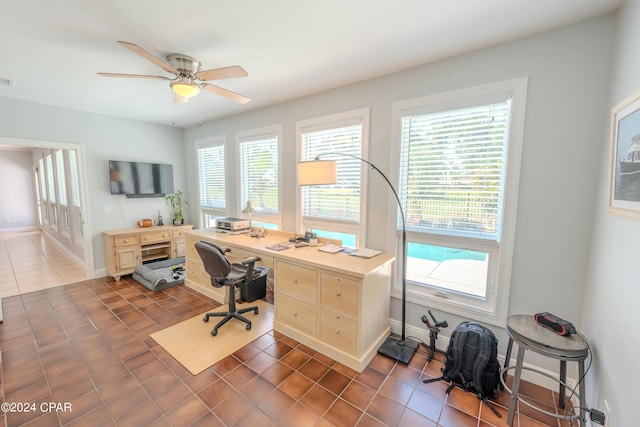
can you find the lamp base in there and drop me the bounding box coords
[377,335,418,364]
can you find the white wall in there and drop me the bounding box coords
[0,149,37,229]
[583,1,640,426]
[184,14,616,374]
[0,98,185,270]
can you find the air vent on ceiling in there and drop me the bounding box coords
[0,78,14,86]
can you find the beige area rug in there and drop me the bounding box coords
[151,300,274,375]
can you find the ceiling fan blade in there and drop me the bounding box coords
[202,83,250,104]
[196,66,248,81]
[116,41,178,75]
[97,72,171,80]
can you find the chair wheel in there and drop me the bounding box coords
[254,308,259,314]
[203,316,209,323]
[211,329,218,336]
[246,322,252,331]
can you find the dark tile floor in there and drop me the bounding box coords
[0,277,578,426]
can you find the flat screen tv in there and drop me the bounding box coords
[109,160,174,198]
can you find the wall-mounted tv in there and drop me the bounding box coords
[109,160,174,198]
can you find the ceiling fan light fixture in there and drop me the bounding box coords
[171,81,200,98]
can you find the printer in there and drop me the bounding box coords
[215,217,250,232]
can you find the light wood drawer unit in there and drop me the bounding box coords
[276,293,317,337]
[321,273,359,318]
[320,309,358,354]
[103,225,192,281]
[276,261,318,304]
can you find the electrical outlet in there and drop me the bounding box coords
[604,400,611,427]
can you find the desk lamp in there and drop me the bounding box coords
[297,153,418,364]
[242,201,255,230]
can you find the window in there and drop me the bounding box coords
[238,126,280,228]
[297,108,369,247]
[197,137,226,228]
[55,150,67,206]
[392,78,527,325]
[69,150,81,208]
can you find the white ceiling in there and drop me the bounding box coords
[0,0,623,129]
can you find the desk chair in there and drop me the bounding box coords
[195,240,268,336]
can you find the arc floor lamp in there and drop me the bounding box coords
[297,153,418,364]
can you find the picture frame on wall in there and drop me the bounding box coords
[609,88,640,220]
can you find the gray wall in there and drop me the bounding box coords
[0,98,185,271]
[184,15,616,378]
[583,1,640,426]
[0,149,37,229]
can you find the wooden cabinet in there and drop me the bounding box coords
[183,229,394,372]
[103,224,193,281]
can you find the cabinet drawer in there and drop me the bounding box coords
[321,273,359,318]
[173,229,187,238]
[141,230,172,243]
[114,235,139,246]
[320,309,357,354]
[276,293,317,337]
[275,261,318,304]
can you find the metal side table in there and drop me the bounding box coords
[501,315,588,426]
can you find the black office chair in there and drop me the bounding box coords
[195,240,268,336]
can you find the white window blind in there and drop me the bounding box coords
[55,150,67,206]
[301,123,363,222]
[239,134,278,214]
[39,158,47,201]
[198,144,226,210]
[399,100,510,241]
[46,154,56,203]
[69,150,81,207]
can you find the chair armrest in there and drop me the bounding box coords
[241,256,261,265]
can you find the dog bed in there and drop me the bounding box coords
[133,257,186,291]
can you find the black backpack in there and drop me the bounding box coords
[424,321,502,415]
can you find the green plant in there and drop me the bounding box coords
[165,190,188,223]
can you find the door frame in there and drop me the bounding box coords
[0,136,95,279]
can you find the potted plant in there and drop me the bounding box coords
[165,190,188,225]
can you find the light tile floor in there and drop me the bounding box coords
[0,230,86,298]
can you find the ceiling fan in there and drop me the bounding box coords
[98,41,249,104]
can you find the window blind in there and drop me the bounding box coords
[198,145,226,210]
[55,150,67,206]
[301,123,363,222]
[399,101,510,240]
[39,158,47,201]
[46,154,56,203]
[69,150,81,207]
[239,135,278,214]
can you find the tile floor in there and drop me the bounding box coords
[0,274,580,426]
[0,231,86,298]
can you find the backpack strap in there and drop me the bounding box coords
[470,324,492,396]
[444,325,469,382]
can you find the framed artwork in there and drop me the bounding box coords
[609,88,640,220]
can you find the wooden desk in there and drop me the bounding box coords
[184,229,395,372]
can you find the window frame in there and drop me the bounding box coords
[295,108,370,246]
[389,78,528,326]
[196,135,227,228]
[236,125,282,229]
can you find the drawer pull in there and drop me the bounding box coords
[335,291,341,296]
[123,239,128,243]
[334,329,340,334]
[293,312,298,317]
[293,279,298,284]
[336,315,340,319]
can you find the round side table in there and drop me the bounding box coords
[501,314,589,426]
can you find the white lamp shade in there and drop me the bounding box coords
[171,82,200,98]
[297,160,337,186]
